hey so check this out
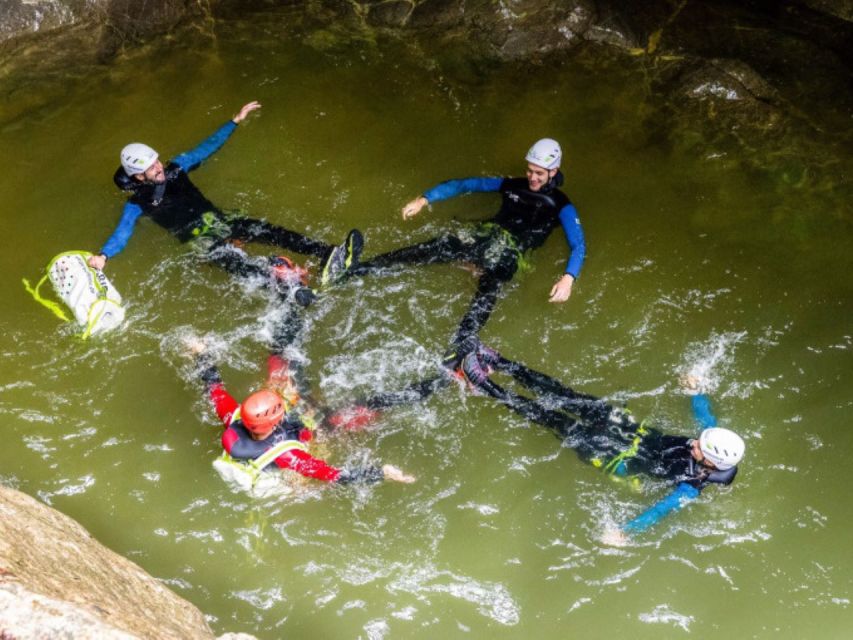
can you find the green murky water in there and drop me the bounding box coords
[1,8,852,639]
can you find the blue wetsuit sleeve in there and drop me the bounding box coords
[692,393,717,430]
[558,203,585,278]
[100,202,144,258]
[422,177,503,203]
[622,482,701,534]
[172,120,238,173]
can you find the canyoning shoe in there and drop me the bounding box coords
[460,350,490,387]
[320,229,364,288]
[326,405,379,431]
[267,354,292,386]
[294,287,316,307]
[475,342,501,367]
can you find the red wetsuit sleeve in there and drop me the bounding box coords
[209,382,240,426]
[221,426,239,454]
[273,449,342,482]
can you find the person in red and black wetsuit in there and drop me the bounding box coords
[190,257,413,486]
[197,359,412,485]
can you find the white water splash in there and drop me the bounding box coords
[638,604,694,631]
[36,474,96,505]
[387,565,521,626]
[681,331,748,394]
[232,586,285,610]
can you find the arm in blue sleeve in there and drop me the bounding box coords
[100,202,144,258]
[692,393,717,430]
[622,482,701,534]
[422,177,503,204]
[558,204,586,278]
[172,120,238,173]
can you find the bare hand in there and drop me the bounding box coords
[679,373,702,394]
[601,528,630,547]
[402,196,427,220]
[182,336,207,356]
[382,464,415,483]
[87,254,106,270]
[233,101,261,124]
[548,274,574,303]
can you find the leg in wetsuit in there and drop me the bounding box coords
[351,226,521,350]
[204,216,336,282]
[460,345,649,468]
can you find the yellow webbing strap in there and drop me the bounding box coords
[22,250,114,340]
[218,438,309,488]
[22,273,70,322]
[23,250,94,321]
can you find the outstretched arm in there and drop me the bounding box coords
[549,204,585,303]
[621,482,701,536]
[275,450,415,484]
[172,101,261,173]
[274,448,348,482]
[88,202,145,268]
[402,177,503,219]
[195,353,239,426]
[172,121,238,173]
[692,394,717,430]
[682,374,717,431]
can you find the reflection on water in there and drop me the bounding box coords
[1,6,852,639]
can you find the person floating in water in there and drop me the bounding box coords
[320,139,587,425]
[341,138,585,353]
[87,100,361,289]
[456,343,746,543]
[187,258,413,493]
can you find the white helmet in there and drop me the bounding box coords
[120,143,159,176]
[699,428,745,470]
[525,138,562,170]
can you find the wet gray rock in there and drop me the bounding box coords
[0,0,77,42]
[803,0,853,21]
[495,2,594,60]
[680,59,778,104]
[366,0,415,27]
[408,0,464,28]
[0,484,257,640]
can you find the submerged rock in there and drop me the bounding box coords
[0,484,256,640]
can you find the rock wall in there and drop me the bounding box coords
[0,1,78,43]
[0,484,255,640]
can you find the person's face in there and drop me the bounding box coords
[249,424,276,441]
[134,159,165,184]
[526,163,557,192]
[691,439,718,468]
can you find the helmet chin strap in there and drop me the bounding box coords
[541,169,564,194]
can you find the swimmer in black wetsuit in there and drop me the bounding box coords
[321,140,586,424]
[456,343,746,542]
[87,101,361,289]
[345,139,584,352]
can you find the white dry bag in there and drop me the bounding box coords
[23,251,126,338]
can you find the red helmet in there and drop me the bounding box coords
[241,389,285,434]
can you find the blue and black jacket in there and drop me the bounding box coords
[422,175,586,279]
[620,394,739,534]
[99,120,239,258]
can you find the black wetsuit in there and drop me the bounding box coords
[100,121,334,281]
[352,175,583,349]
